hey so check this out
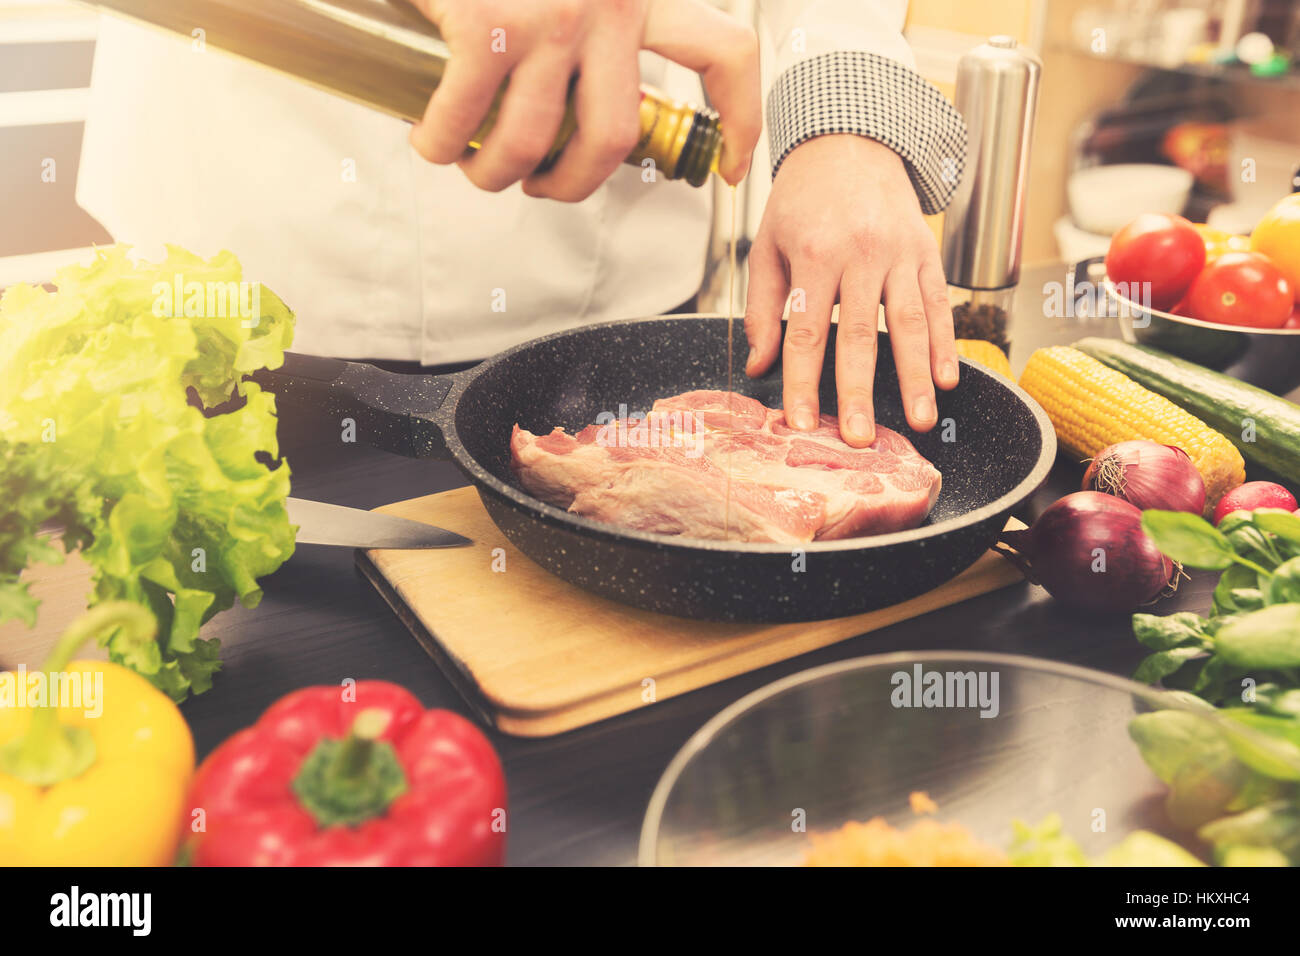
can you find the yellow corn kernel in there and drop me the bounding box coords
[1020,346,1245,517]
[955,339,1012,378]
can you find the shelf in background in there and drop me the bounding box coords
[1053,42,1300,93]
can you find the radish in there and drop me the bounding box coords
[1212,481,1299,525]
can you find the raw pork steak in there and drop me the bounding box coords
[510,390,942,544]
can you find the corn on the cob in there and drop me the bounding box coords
[1020,346,1245,517]
[955,339,1012,378]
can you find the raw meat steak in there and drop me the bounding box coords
[510,390,942,544]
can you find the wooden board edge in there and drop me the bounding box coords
[354,549,503,732]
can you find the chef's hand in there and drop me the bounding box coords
[407,0,760,200]
[744,134,960,447]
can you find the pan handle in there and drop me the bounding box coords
[252,352,457,459]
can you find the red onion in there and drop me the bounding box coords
[998,491,1179,614]
[1081,440,1205,515]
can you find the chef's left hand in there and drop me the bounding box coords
[744,134,960,448]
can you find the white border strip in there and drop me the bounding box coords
[0,86,89,126]
[0,245,98,288]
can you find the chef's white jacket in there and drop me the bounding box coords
[77,1,956,365]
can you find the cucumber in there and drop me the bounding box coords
[1074,337,1300,481]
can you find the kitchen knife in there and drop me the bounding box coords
[287,497,471,549]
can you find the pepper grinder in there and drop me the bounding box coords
[941,36,1041,357]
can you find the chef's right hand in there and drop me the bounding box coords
[407,0,760,201]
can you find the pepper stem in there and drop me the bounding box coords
[0,602,156,787]
[292,709,408,828]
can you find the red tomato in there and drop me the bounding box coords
[1183,252,1293,329]
[1105,213,1206,311]
[1286,305,1300,330]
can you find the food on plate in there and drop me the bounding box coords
[997,491,1178,613]
[1182,251,1293,329]
[954,338,1012,377]
[1105,213,1205,311]
[0,245,296,701]
[1082,440,1205,515]
[510,390,942,544]
[1250,194,1300,304]
[183,681,507,866]
[908,789,939,815]
[0,604,195,866]
[805,799,1008,867]
[1009,814,1204,867]
[1020,346,1244,516]
[1212,481,1299,525]
[1076,338,1300,483]
[805,799,1203,867]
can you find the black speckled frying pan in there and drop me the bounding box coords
[261,315,1056,622]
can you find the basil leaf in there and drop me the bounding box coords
[1266,556,1300,605]
[1220,709,1300,781]
[1254,684,1300,719]
[1132,611,1212,650]
[1216,512,1255,537]
[1230,589,1266,611]
[1129,711,1256,828]
[1134,646,1207,684]
[1215,605,1300,669]
[1141,510,1235,569]
[1226,526,1283,570]
[1212,564,1260,615]
[1254,508,1300,548]
[1200,802,1300,862]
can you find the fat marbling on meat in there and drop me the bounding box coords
[510,390,942,544]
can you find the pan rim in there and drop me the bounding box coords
[442,314,1059,555]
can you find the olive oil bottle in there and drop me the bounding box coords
[91,0,722,186]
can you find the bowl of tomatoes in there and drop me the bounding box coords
[1084,197,1300,393]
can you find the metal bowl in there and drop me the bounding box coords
[638,651,1292,866]
[1077,256,1300,394]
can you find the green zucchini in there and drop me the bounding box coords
[1074,337,1300,481]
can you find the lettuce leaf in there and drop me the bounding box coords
[0,245,295,700]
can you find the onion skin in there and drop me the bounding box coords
[1002,491,1176,614]
[1082,440,1205,516]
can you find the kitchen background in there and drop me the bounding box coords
[2,0,1299,291]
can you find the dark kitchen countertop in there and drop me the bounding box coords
[177,261,1295,866]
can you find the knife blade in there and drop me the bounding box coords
[287,497,471,549]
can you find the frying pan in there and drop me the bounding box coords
[259,315,1056,622]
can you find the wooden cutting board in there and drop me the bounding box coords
[358,488,1027,738]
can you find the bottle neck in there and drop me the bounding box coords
[626,91,721,187]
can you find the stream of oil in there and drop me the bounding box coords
[723,183,737,539]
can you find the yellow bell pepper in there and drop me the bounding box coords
[0,603,194,865]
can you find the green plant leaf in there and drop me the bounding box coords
[1265,556,1300,605]
[1254,508,1300,548]
[1215,606,1300,670]
[1141,510,1235,569]
[0,245,295,700]
[1134,647,1207,684]
[1132,611,1212,650]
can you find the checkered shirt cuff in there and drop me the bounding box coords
[767,50,968,215]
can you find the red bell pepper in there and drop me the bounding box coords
[184,681,506,866]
